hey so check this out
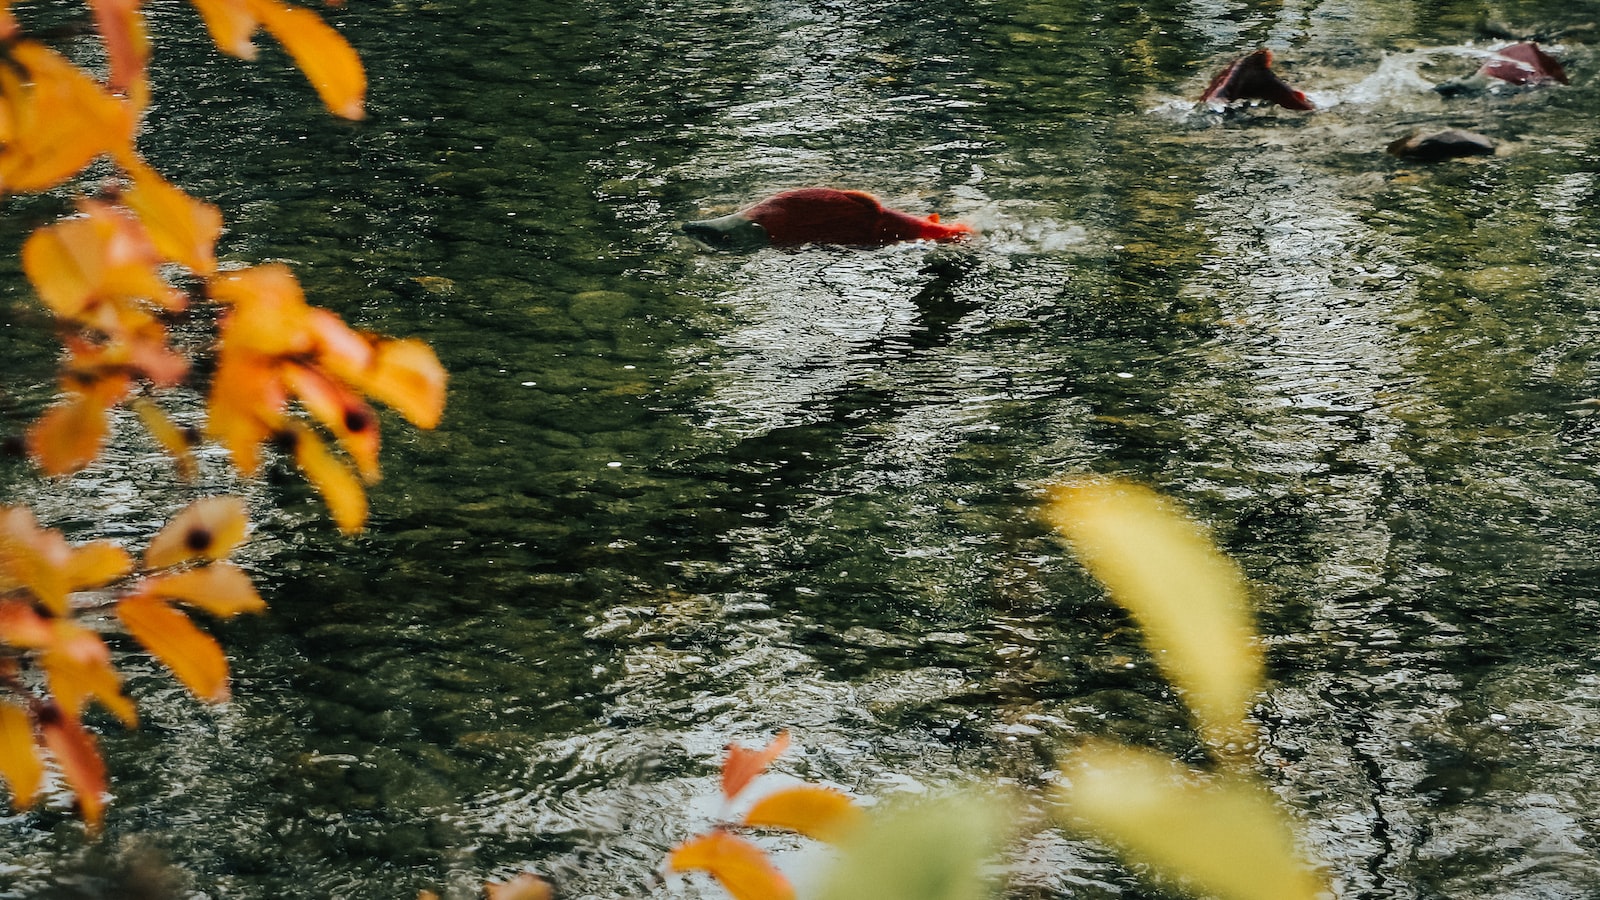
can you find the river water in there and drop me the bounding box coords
[3,0,1600,897]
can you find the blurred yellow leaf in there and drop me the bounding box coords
[814,793,1010,900]
[669,829,794,900]
[0,507,72,615]
[144,563,265,617]
[1043,478,1262,748]
[284,363,380,482]
[87,0,150,94]
[40,621,136,726]
[145,496,249,569]
[117,594,230,702]
[723,730,789,801]
[743,785,863,845]
[1056,742,1325,900]
[290,424,367,533]
[245,0,365,119]
[206,351,286,475]
[39,705,108,830]
[123,160,222,276]
[484,873,553,900]
[22,203,184,318]
[0,43,135,193]
[363,338,447,429]
[0,598,55,647]
[133,397,199,480]
[211,264,313,355]
[0,701,42,810]
[27,374,128,477]
[64,541,132,592]
[188,0,258,58]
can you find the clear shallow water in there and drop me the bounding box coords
[4,0,1600,897]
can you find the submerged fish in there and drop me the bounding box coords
[683,188,975,250]
[1199,48,1315,111]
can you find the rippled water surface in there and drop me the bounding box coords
[5,0,1600,897]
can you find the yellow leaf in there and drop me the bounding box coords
[211,264,313,355]
[187,0,258,58]
[1056,742,1326,900]
[38,705,108,830]
[245,0,364,119]
[22,204,184,318]
[0,598,55,647]
[284,363,380,482]
[143,563,265,617]
[87,0,150,94]
[814,793,1011,900]
[122,160,222,276]
[26,375,128,477]
[289,424,367,533]
[117,594,230,702]
[40,621,137,726]
[133,397,199,480]
[145,496,249,569]
[669,829,794,900]
[206,351,286,474]
[0,43,135,193]
[362,338,447,429]
[484,873,554,900]
[64,541,132,591]
[1043,478,1262,749]
[743,785,863,844]
[0,701,42,809]
[723,730,789,801]
[0,508,72,615]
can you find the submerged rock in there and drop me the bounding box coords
[1386,128,1498,161]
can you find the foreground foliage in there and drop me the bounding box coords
[0,0,445,826]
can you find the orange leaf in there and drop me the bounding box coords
[212,264,313,355]
[484,873,554,900]
[245,0,364,119]
[669,829,794,900]
[206,351,286,474]
[0,598,55,647]
[143,563,265,617]
[284,363,380,481]
[87,0,150,94]
[742,785,863,844]
[289,424,367,533]
[360,338,447,429]
[64,541,132,592]
[27,374,129,477]
[0,700,42,809]
[0,43,135,193]
[40,621,136,726]
[188,0,258,58]
[0,508,72,615]
[38,705,108,829]
[22,203,183,318]
[722,731,789,801]
[145,496,248,569]
[122,160,222,276]
[133,397,198,480]
[117,594,230,702]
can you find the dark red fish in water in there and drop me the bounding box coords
[1199,48,1314,110]
[1478,41,1568,85]
[683,188,975,250]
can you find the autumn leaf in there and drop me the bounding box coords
[0,507,73,614]
[742,785,863,844]
[38,705,108,829]
[87,0,150,95]
[484,873,554,900]
[39,620,137,726]
[813,793,1011,900]
[669,829,794,900]
[211,264,314,355]
[245,0,365,119]
[63,541,133,592]
[722,731,789,801]
[284,362,381,481]
[22,202,184,318]
[143,563,265,617]
[0,701,42,810]
[1043,478,1263,750]
[117,594,230,702]
[188,0,258,58]
[362,338,447,429]
[206,351,287,475]
[122,160,223,276]
[145,496,249,569]
[288,424,368,533]
[0,42,136,194]
[1056,742,1326,900]
[133,397,199,480]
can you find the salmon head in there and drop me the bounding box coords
[684,188,975,250]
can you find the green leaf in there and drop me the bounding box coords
[815,793,1011,900]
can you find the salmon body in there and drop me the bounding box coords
[684,188,975,250]
[1478,42,1568,85]
[1200,48,1314,110]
